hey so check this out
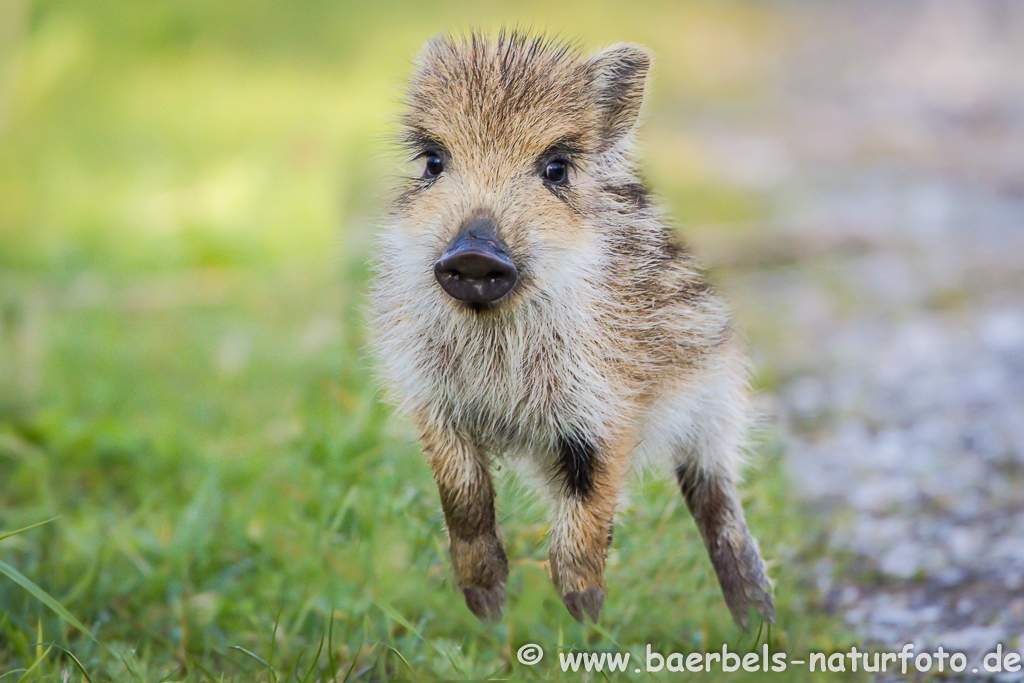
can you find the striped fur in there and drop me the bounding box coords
[369,31,774,627]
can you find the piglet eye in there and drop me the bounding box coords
[543,159,568,185]
[424,153,444,177]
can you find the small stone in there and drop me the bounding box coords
[850,477,917,512]
[935,567,967,588]
[957,598,976,616]
[879,543,923,579]
[947,526,985,565]
[949,493,986,521]
[866,622,901,644]
[845,605,868,626]
[980,310,1024,352]
[787,376,826,417]
[991,537,1024,565]
[937,625,1007,657]
[873,605,922,629]
[1003,599,1024,622]
[814,558,834,595]
[920,546,949,575]
[847,516,912,555]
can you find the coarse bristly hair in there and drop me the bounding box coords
[368,30,774,628]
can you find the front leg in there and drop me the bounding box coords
[548,430,624,623]
[418,419,508,622]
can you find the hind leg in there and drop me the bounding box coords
[668,349,775,628]
[675,458,775,628]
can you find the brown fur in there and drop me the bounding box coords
[369,30,774,627]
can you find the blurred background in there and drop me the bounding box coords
[1,0,1022,679]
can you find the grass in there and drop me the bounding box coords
[1,0,866,679]
[0,263,863,681]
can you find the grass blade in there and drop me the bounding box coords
[230,645,270,668]
[0,517,61,543]
[31,643,93,683]
[229,643,278,682]
[0,560,96,642]
[365,640,415,681]
[326,610,335,677]
[373,602,423,642]
[339,642,362,683]
[300,626,326,683]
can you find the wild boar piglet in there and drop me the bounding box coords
[370,31,775,627]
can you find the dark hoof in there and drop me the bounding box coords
[715,534,776,630]
[725,585,775,630]
[562,587,605,623]
[463,584,506,622]
[731,580,776,630]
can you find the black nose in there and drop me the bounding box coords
[434,221,518,303]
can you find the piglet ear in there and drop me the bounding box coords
[587,43,652,151]
[413,33,450,71]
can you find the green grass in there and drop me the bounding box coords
[1,0,865,679]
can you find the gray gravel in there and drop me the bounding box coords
[681,1,1024,678]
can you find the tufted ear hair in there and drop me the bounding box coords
[412,33,450,71]
[587,43,652,151]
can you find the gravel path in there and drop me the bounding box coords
[689,2,1024,678]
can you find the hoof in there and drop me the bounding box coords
[463,584,506,622]
[562,587,605,623]
[715,534,776,629]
